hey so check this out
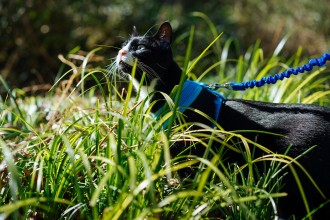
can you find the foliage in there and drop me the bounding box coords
[1,1,329,93]
[1,25,329,219]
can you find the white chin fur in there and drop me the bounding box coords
[121,54,134,66]
[130,76,158,107]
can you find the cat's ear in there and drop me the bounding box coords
[154,22,172,48]
[132,26,139,36]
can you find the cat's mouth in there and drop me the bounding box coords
[117,61,146,82]
[118,60,134,74]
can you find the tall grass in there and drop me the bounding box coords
[1,21,329,219]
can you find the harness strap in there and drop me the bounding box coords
[177,80,203,113]
[154,80,226,128]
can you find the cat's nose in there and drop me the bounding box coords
[119,49,127,57]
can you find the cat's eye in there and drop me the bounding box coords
[137,45,146,51]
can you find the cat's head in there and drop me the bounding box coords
[116,22,178,86]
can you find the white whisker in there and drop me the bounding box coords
[156,63,168,70]
[138,63,157,77]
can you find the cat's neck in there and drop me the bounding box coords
[148,61,182,112]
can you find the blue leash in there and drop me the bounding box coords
[208,52,330,91]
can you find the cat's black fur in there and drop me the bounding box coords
[115,22,330,219]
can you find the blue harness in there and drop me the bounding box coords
[154,80,226,127]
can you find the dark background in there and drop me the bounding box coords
[1,0,329,94]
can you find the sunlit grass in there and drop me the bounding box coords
[1,18,329,219]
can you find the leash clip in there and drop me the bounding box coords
[208,83,233,90]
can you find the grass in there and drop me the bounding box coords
[1,22,329,219]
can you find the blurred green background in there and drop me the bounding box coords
[1,0,329,94]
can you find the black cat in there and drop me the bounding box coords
[115,22,330,219]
